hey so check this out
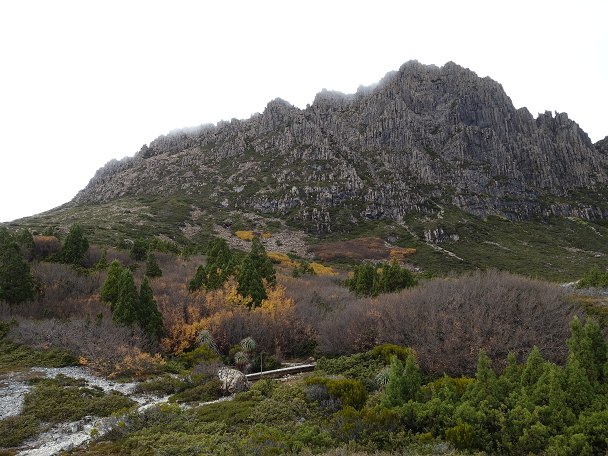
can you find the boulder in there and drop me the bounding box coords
[217,367,250,394]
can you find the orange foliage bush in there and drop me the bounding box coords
[110,346,166,378]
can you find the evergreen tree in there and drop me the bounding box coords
[565,353,594,415]
[189,264,206,292]
[101,260,123,309]
[347,263,379,297]
[0,240,36,305]
[16,228,35,261]
[236,237,276,307]
[112,269,139,326]
[189,237,236,291]
[503,352,522,385]
[145,253,163,279]
[138,275,163,339]
[521,346,546,391]
[463,350,500,408]
[381,352,423,408]
[577,264,608,288]
[130,238,148,261]
[567,316,607,384]
[378,259,418,293]
[381,355,407,409]
[237,260,268,308]
[57,225,89,265]
[245,236,276,287]
[94,249,109,271]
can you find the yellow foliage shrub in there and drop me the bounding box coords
[235,231,272,241]
[267,252,291,263]
[110,346,166,378]
[310,262,337,276]
[235,231,254,241]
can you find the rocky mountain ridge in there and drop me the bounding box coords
[72,60,608,235]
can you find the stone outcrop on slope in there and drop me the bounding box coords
[72,61,608,232]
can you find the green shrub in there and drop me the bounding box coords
[195,400,257,426]
[445,422,476,449]
[316,351,384,383]
[371,344,412,364]
[168,378,223,403]
[306,377,368,410]
[23,376,135,424]
[0,415,39,448]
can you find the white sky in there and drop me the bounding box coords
[1,0,606,223]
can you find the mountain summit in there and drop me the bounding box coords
[10,61,608,279]
[73,60,608,235]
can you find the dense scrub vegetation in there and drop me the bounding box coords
[1,226,608,454]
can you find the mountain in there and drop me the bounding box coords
[8,61,608,279]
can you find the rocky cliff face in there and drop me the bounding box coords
[72,61,608,234]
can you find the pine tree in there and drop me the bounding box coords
[463,350,500,407]
[112,269,139,326]
[567,316,607,385]
[521,346,546,391]
[189,237,236,291]
[138,275,163,339]
[236,237,276,307]
[237,260,267,308]
[348,263,379,296]
[0,240,35,305]
[145,253,162,279]
[16,228,35,261]
[565,353,594,415]
[381,355,407,408]
[246,236,276,287]
[130,238,148,261]
[381,352,423,408]
[94,250,109,271]
[57,225,89,265]
[378,259,417,293]
[101,260,123,309]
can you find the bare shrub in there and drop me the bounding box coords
[316,270,579,376]
[9,316,156,375]
[32,236,61,260]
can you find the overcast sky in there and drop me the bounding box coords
[1,0,606,223]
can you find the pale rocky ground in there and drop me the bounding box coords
[1,366,184,455]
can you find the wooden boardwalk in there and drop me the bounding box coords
[245,363,316,381]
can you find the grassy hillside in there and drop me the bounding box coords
[5,198,608,282]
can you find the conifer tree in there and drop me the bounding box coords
[245,236,276,287]
[16,228,35,261]
[189,237,236,291]
[112,269,139,326]
[145,253,163,279]
[567,316,607,384]
[348,263,379,297]
[565,354,594,415]
[378,259,418,293]
[130,238,148,261]
[521,346,546,391]
[0,240,35,305]
[101,260,123,309]
[381,352,423,408]
[463,350,500,408]
[236,236,276,307]
[94,250,109,271]
[138,275,163,339]
[381,355,407,409]
[57,225,89,265]
[237,261,267,308]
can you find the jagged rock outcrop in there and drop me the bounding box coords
[72,61,608,233]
